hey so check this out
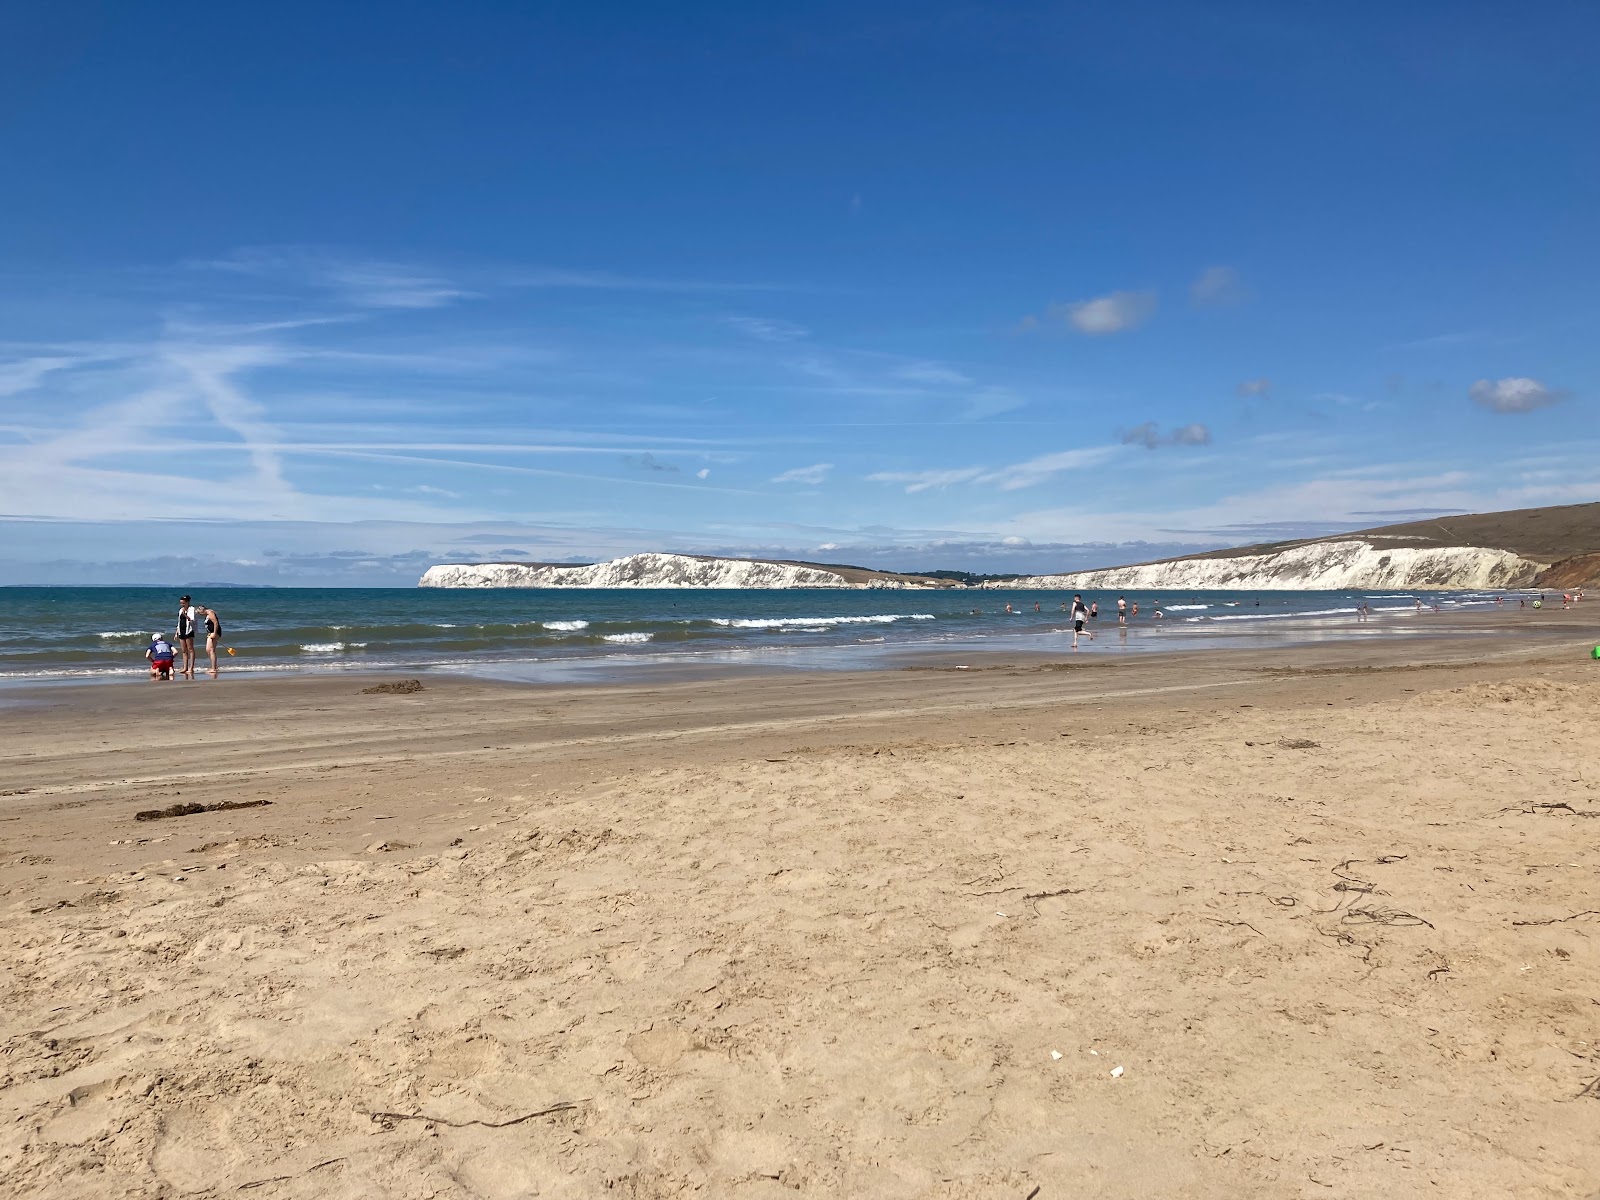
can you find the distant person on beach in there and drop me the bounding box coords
[1089,601,1099,619]
[147,633,175,681]
[1033,601,1041,613]
[1117,595,1127,624]
[176,594,199,679]
[1130,601,1139,618]
[1070,593,1092,650]
[201,606,224,677]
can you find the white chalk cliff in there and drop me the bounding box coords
[990,541,1544,592]
[419,552,925,589]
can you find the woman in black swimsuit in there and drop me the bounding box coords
[202,607,224,677]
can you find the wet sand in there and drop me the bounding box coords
[2,609,1598,1197]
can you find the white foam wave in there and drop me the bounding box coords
[1205,607,1356,622]
[602,632,652,644]
[542,620,590,631]
[96,630,148,640]
[301,641,346,653]
[710,614,935,629]
[1164,604,1208,611]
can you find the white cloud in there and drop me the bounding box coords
[1051,290,1157,335]
[1236,377,1271,398]
[868,446,1119,494]
[1469,377,1567,413]
[696,468,711,479]
[1190,265,1246,308]
[772,462,833,485]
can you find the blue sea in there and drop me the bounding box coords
[0,585,1522,685]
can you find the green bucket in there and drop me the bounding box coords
[1593,645,1600,660]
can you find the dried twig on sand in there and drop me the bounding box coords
[364,1101,584,1129]
[1512,910,1600,928]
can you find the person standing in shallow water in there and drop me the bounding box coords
[201,605,224,678]
[176,594,199,680]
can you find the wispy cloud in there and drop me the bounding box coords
[867,466,987,494]
[1236,377,1271,398]
[982,446,1120,489]
[1190,265,1247,308]
[1469,377,1567,413]
[727,316,810,342]
[205,247,471,309]
[893,361,972,386]
[624,452,678,473]
[868,445,1119,493]
[772,462,833,485]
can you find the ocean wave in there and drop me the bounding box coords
[710,614,935,629]
[602,632,652,644]
[1164,604,1208,611]
[1205,607,1356,622]
[301,641,346,653]
[543,620,590,631]
[96,630,150,640]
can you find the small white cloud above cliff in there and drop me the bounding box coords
[1469,377,1566,413]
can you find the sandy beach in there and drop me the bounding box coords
[3,611,1598,1198]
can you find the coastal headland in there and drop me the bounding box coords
[418,502,1600,592]
[3,608,1598,1197]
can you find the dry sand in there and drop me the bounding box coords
[3,618,1599,1198]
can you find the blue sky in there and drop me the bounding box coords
[2,1,1596,584]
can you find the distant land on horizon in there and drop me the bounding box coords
[428,499,1600,588]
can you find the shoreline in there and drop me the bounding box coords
[2,603,1591,693]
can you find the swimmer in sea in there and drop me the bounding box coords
[1117,594,1127,625]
